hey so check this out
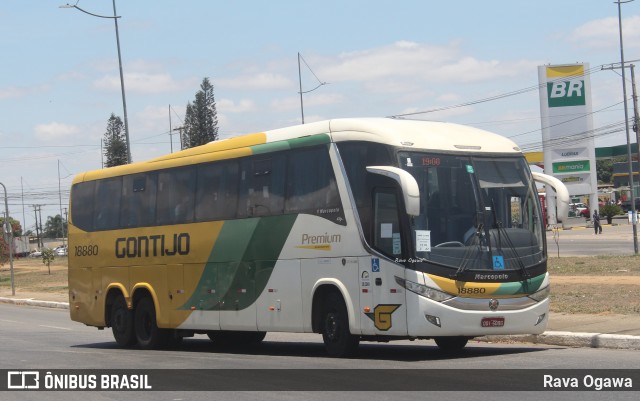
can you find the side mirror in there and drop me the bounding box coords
[532,172,570,223]
[366,166,420,216]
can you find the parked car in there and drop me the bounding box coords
[56,246,68,256]
[569,203,590,218]
[29,250,42,258]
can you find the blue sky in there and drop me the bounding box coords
[1,0,639,234]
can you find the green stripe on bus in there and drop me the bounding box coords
[492,273,545,296]
[251,134,331,155]
[180,214,298,311]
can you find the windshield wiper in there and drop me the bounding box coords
[452,211,486,280]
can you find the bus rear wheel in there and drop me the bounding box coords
[434,336,469,351]
[111,294,136,347]
[134,296,166,349]
[321,293,359,357]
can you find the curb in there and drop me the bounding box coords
[482,331,640,350]
[0,297,69,310]
[3,297,640,350]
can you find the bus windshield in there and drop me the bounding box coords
[398,152,545,274]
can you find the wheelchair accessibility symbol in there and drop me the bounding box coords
[371,258,380,272]
[492,255,505,270]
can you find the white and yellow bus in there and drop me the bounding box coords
[68,118,569,357]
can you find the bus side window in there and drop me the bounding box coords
[70,181,95,232]
[157,167,196,226]
[238,155,285,218]
[285,147,341,215]
[373,190,403,258]
[93,177,122,231]
[120,173,157,228]
[196,161,239,221]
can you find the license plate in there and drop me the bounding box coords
[481,317,505,327]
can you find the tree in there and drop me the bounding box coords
[596,159,613,184]
[103,113,128,167]
[43,215,66,239]
[599,203,624,224]
[182,77,219,149]
[42,248,55,275]
[0,217,22,237]
[0,218,22,265]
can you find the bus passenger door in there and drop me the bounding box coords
[359,189,408,336]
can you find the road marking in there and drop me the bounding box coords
[0,319,19,323]
[39,325,72,331]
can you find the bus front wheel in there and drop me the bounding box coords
[134,296,166,349]
[434,336,469,351]
[321,293,359,357]
[111,294,135,347]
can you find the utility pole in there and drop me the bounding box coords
[630,65,640,169]
[32,205,41,249]
[173,126,184,150]
[169,104,174,153]
[602,58,639,254]
[64,208,68,240]
[38,206,43,249]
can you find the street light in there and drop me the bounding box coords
[297,52,327,124]
[60,1,132,164]
[615,0,639,254]
[1,182,15,296]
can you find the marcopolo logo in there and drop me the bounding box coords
[547,79,585,107]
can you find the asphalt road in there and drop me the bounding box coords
[0,304,639,400]
[547,219,639,256]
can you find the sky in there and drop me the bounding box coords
[1,0,640,235]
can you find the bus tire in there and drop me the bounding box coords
[164,329,184,348]
[434,336,469,351]
[134,296,166,349]
[111,294,136,347]
[321,293,359,357]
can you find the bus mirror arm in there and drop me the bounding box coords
[531,172,570,223]
[366,166,420,216]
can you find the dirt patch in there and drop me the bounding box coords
[0,258,69,302]
[1,256,639,314]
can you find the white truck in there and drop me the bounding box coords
[12,235,31,257]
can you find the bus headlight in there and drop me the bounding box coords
[395,276,454,302]
[528,285,550,302]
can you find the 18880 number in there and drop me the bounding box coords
[457,287,486,295]
[75,245,99,257]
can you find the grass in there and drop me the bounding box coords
[548,255,640,275]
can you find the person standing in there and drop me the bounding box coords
[592,210,602,235]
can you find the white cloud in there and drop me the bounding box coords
[0,84,50,100]
[315,41,540,89]
[34,122,80,141]
[217,98,256,113]
[93,72,191,94]
[218,73,294,90]
[569,15,640,50]
[270,93,344,113]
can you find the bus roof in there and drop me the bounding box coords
[74,118,522,183]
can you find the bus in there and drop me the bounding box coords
[68,118,569,357]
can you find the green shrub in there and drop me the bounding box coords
[599,203,624,218]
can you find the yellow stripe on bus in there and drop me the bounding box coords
[428,274,504,298]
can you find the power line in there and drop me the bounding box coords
[388,63,610,119]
